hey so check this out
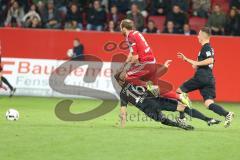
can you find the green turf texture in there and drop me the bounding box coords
[0,96,239,160]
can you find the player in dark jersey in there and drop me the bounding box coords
[115,63,221,129]
[0,41,16,97]
[119,83,194,130]
[0,55,16,97]
[177,27,234,128]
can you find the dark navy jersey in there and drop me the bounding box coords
[196,43,215,77]
[120,83,154,107]
[120,83,179,113]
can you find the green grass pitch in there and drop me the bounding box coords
[0,96,239,160]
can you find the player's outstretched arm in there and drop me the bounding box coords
[125,52,133,63]
[177,52,213,66]
[163,60,172,68]
[120,106,127,128]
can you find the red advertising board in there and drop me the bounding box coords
[0,28,240,102]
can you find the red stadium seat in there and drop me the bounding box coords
[189,17,207,32]
[148,16,166,32]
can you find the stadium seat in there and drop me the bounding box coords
[189,17,207,32]
[148,16,166,32]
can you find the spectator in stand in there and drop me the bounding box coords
[0,0,6,27]
[4,1,25,27]
[230,0,240,9]
[22,4,41,28]
[108,5,125,27]
[36,0,46,18]
[165,5,188,32]
[0,12,2,27]
[18,0,31,12]
[163,21,179,34]
[192,0,211,18]
[69,0,88,12]
[143,20,160,34]
[28,16,42,28]
[101,0,109,13]
[225,7,240,36]
[171,0,190,13]
[33,0,48,4]
[129,0,148,17]
[149,0,171,15]
[182,23,197,35]
[54,0,68,15]
[105,20,118,32]
[42,0,61,29]
[64,3,83,30]
[126,3,144,31]
[110,0,130,14]
[86,0,107,31]
[206,4,226,35]
[130,0,147,11]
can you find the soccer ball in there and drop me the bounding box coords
[67,49,74,57]
[6,109,19,121]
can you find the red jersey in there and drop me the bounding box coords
[126,31,155,63]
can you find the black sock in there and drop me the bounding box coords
[184,107,211,122]
[161,117,178,127]
[153,112,179,127]
[179,112,185,119]
[209,103,229,117]
[1,76,14,91]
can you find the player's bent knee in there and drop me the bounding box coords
[177,103,185,112]
[176,88,183,94]
[204,99,214,108]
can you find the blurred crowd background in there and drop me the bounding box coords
[0,0,240,36]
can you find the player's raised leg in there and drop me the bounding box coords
[157,97,220,126]
[204,99,234,128]
[176,102,221,126]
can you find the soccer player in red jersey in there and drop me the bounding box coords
[118,19,192,108]
[119,19,160,88]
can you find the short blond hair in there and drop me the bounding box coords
[200,27,211,36]
[120,19,134,30]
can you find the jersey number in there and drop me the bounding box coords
[126,86,145,103]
